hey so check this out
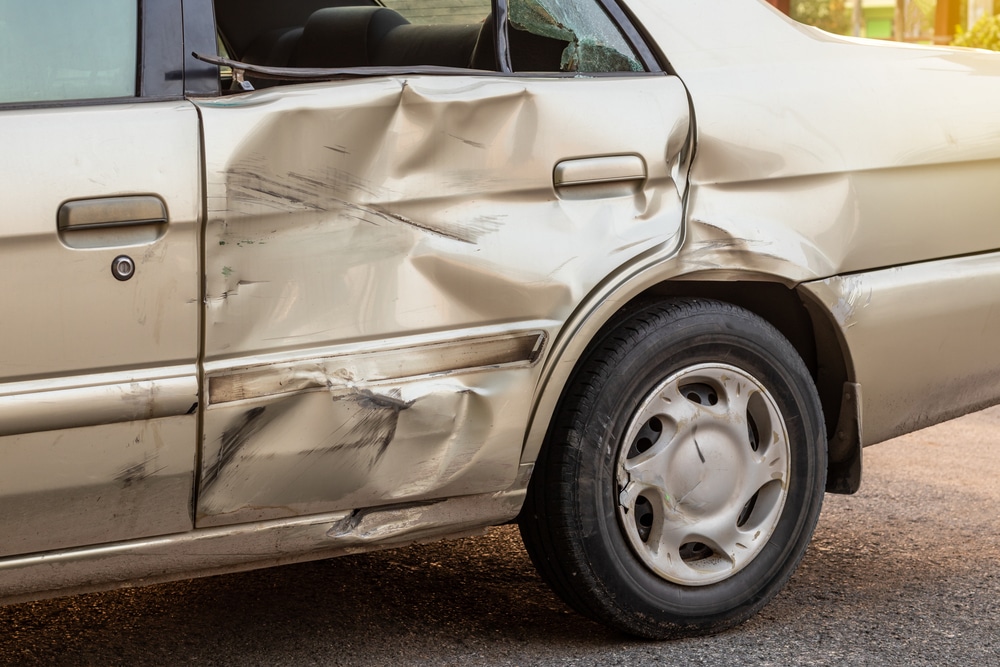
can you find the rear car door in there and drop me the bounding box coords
[0,0,201,555]
[194,0,692,526]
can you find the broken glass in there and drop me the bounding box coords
[507,0,643,73]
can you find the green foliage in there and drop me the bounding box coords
[791,0,850,35]
[953,14,1000,50]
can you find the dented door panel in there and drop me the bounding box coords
[195,74,689,524]
[198,365,538,526]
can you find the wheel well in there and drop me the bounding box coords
[634,280,856,490]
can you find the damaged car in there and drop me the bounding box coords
[2,0,1000,639]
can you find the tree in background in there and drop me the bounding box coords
[952,11,1000,48]
[791,0,851,34]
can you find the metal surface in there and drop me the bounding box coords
[0,416,196,557]
[0,368,197,436]
[802,252,1000,446]
[57,196,167,230]
[0,464,530,604]
[193,71,689,526]
[0,100,201,556]
[616,363,790,586]
[553,155,646,187]
[112,255,137,281]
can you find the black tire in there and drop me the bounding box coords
[519,298,826,638]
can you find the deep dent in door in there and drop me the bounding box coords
[194,75,689,526]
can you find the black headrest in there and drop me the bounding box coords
[291,6,410,68]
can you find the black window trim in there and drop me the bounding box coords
[142,0,186,98]
[596,0,666,73]
[182,0,221,96]
[599,0,673,75]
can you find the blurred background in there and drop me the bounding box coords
[767,0,1000,49]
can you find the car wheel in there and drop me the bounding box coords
[519,298,827,638]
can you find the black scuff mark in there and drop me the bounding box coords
[202,406,268,489]
[354,389,412,412]
[115,455,167,489]
[324,145,350,155]
[323,390,415,469]
[208,280,270,304]
[226,162,477,243]
[366,206,473,244]
[227,171,324,212]
[325,499,447,539]
[288,171,381,202]
[186,402,199,415]
[447,133,487,149]
[327,509,362,537]
[345,211,382,227]
[293,171,473,243]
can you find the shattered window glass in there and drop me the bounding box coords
[507,0,643,73]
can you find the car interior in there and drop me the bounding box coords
[212,0,641,90]
[214,0,569,77]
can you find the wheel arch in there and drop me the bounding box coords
[523,272,862,494]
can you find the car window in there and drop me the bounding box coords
[507,0,643,73]
[211,0,644,87]
[219,0,493,78]
[380,0,492,26]
[0,0,138,105]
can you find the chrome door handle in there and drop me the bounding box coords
[553,155,647,188]
[58,196,167,230]
[57,196,168,249]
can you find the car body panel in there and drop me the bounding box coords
[0,466,530,606]
[193,72,690,525]
[802,253,1000,446]
[0,101,201,555]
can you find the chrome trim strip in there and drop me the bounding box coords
[208,331,546,405]
[0,367,198,436]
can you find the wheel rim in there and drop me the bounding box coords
[615,362,791,586]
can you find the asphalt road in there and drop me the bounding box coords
[2,408,998,666]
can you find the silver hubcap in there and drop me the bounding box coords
[615,363,790,586]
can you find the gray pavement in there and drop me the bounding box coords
[2,408,998,666]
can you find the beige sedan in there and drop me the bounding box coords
[2,0,999,639]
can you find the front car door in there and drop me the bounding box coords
[194,0,692,526]
[0,0,201,556]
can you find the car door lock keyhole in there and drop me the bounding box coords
[111,255,135,281]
